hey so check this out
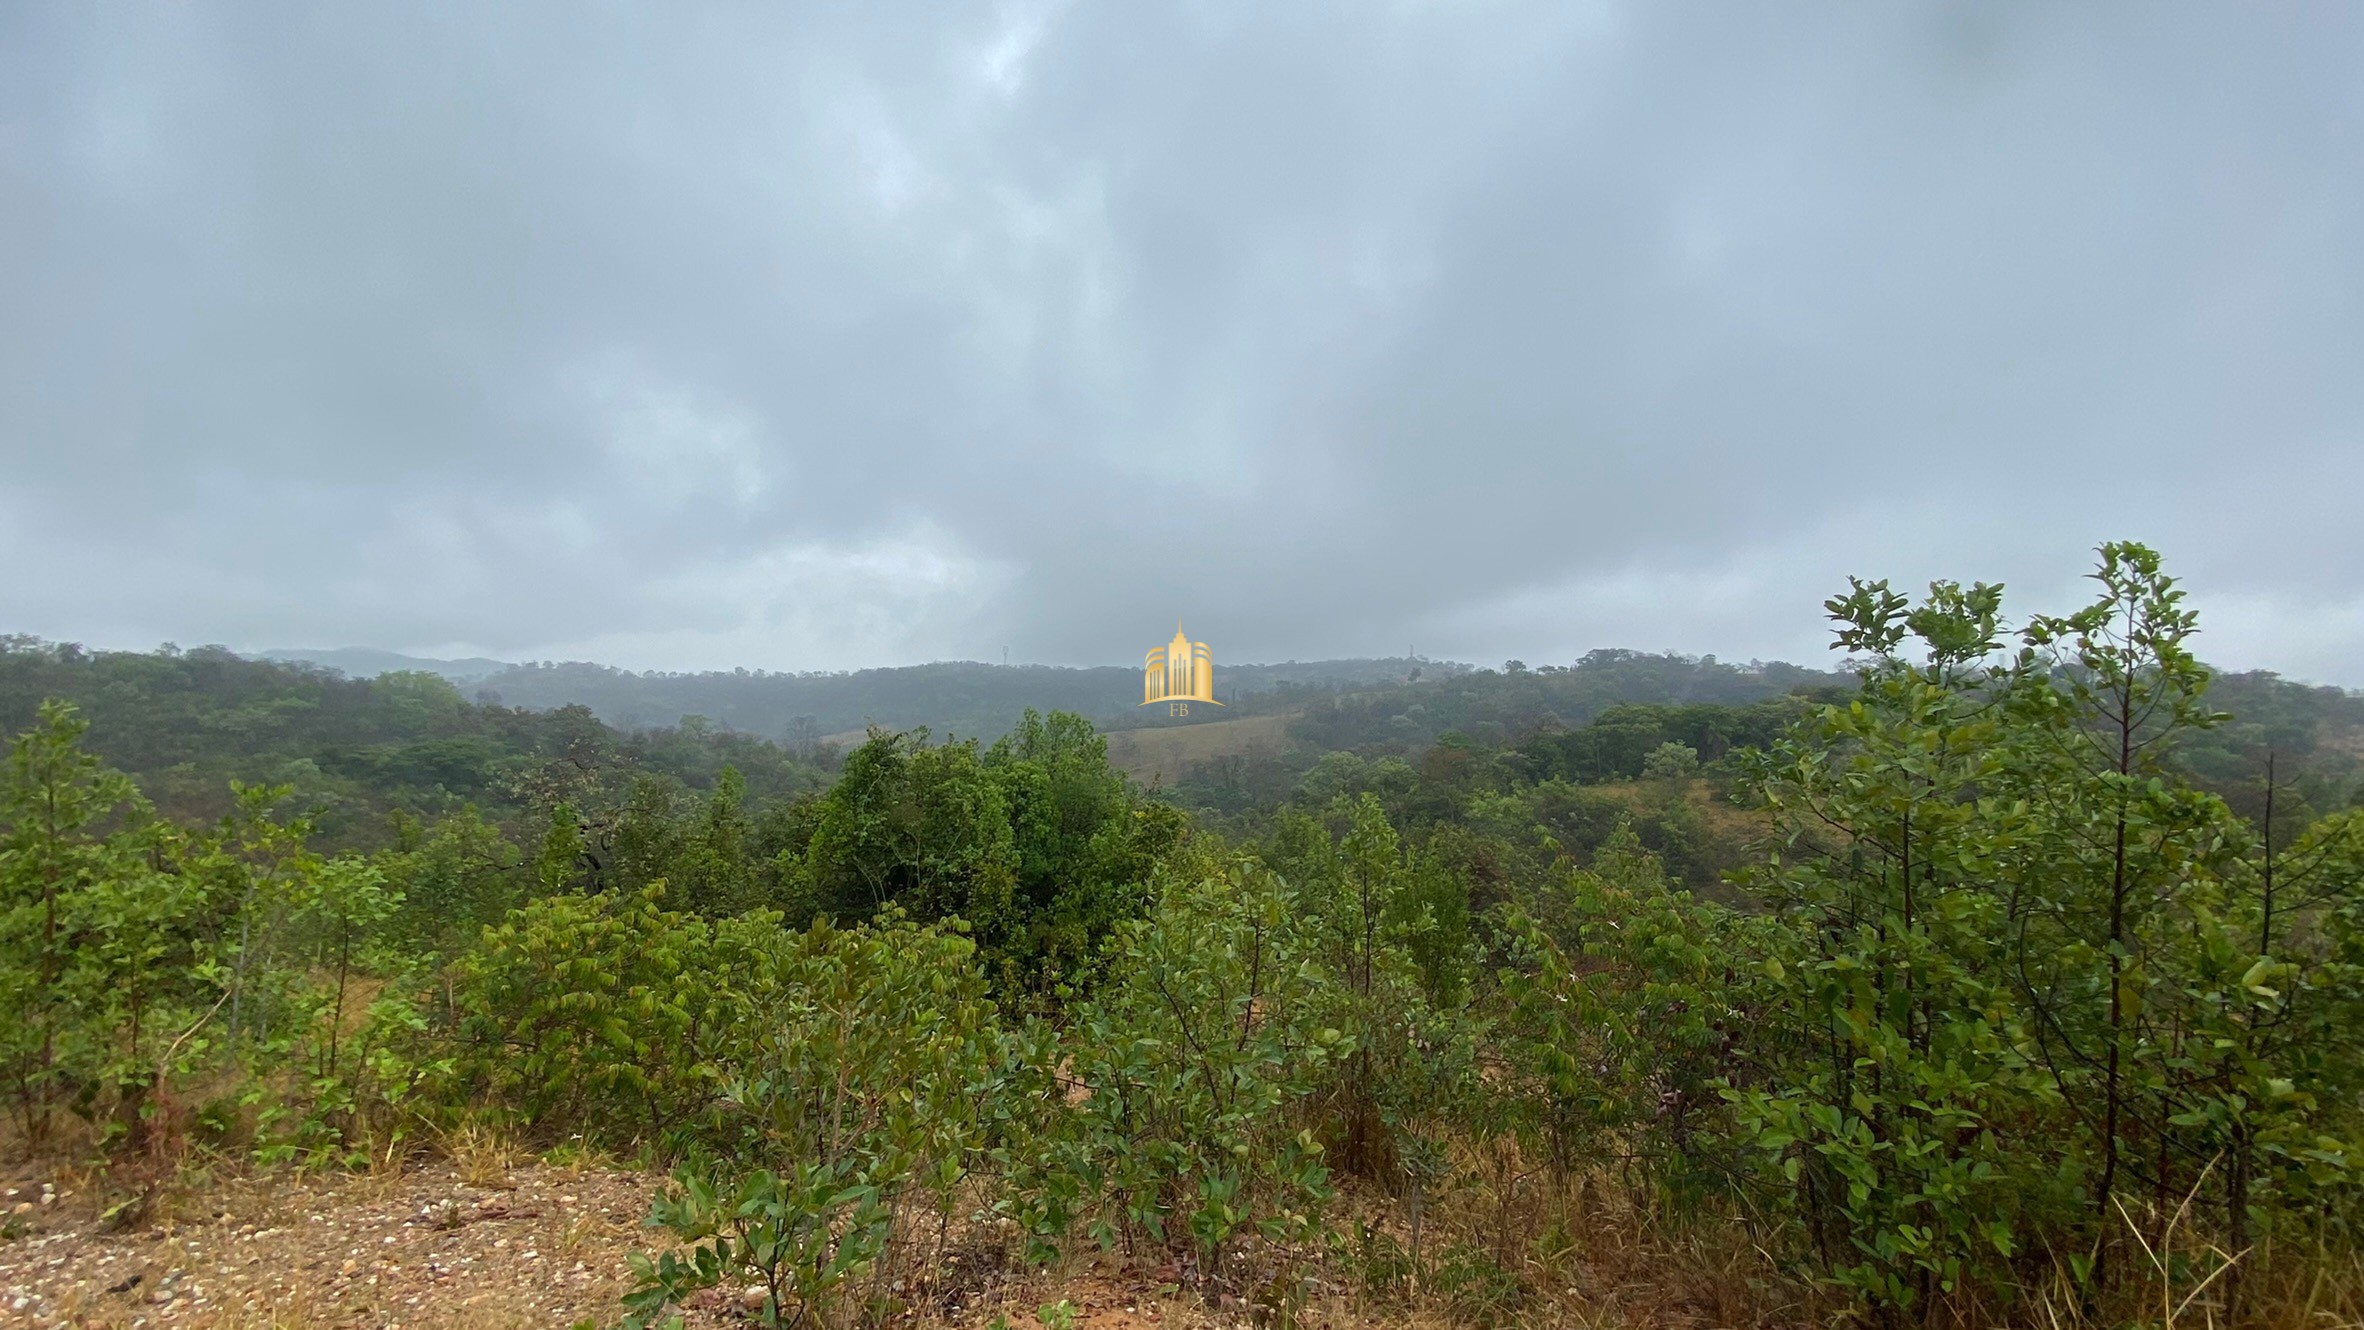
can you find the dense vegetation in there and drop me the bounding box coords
[430,655,1471,743]
[0,637,834,846]
[6,544,2363,1329]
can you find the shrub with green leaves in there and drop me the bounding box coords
[1497,820,1752,1192]
[621,914,997,1329]
[1728,545,2364,1320]
[783,712,1186,1001]
[1730,576,2060,1314]
[0,702,208,1147]
[1020,856,1348,1283]
[1277,796,1480,1208]
[446,885,776,1149]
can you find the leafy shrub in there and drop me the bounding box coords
[1640,741,1699,781]
[785,713,1186,1000]
[1282,797,1480,1202]
[1728,548,2364,1320]
[446,885,775,1149]
[1018,857,1349,1283]
[1497,820,1751,1191]
[622,914,997,1329]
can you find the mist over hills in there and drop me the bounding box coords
[248,644,1870,750]
[261,647,513,683]
[256,648,1479,741]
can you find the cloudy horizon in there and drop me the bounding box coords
[5,3,2360,683]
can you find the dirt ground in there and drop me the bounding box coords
[0,1162,1286,1330]
[0,1160,664,1328]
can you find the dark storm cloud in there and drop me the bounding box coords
[3,2,2360,679]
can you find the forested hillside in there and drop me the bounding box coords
[6,546,2364,1330]
[267,650,1471,742]
[0,638,832,847]
[260,647,511,682]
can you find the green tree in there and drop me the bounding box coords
[986,709,1185,994]
[2000,544,2350,1303]
[0,702,215,1149]
[1640,740,1700,781]
[672,764,756,915]
[202,783,324,1054]
[1283,797,1476,1191]
[1732,576,2056,1317]
[0,703,161,1141]
[381,806,529,952]
[796,728,1021,965]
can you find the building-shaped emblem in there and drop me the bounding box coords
[1143,622,1221,715]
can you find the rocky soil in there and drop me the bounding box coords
[1,1160,667,1328]
[0,1163,1261,1330]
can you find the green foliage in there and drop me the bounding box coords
[1018,857,1348,1279]
[622,915,996,1329]
[0,702,441,1162]
[629,1166,892,1330]
[793,727,1020,930]
[1734,574,2054,1313]
[447,886,775,1148]
[1498,821,1750,1189]
[1728,546,2364,1320]
[464,655,1463,747]
[1290,651,1842,754]
[383,805,529,952]
[988,710,1187,993]
[0,702,212,1147]
[1640,740,1700,781]
[790,713,1184,999]
[1280,797,1479,1191]
[6,544,2362,1330]
[0,639,831,843]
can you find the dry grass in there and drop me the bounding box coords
[1311,1138,1805,1330]
[1318,1141,2364,1330]
[443,1119,523,1191]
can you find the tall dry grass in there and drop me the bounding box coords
[1333,1139,2364,1330]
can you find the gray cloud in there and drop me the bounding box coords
[3,2,2360,680]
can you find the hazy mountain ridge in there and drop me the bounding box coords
[462,655,1471,740]
[253,648,1465,738]
[179,645,2364,776]
[261,647,513,682]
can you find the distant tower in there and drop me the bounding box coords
[1143,622,1221,710]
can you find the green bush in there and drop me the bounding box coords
[1728,548,2364,1319]
[1017,856,1348,1283]
[621,914,997,1329]
[446,885,775,1149]
[1497,820,1752,1192]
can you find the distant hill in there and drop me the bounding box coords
[200,646,2364,818]
[237,649,1856,751]
[5,637,2352,844]
[261,647,513,683]
[0,640,826,843]
[466,657,1467,742]
[1286,649,1853,751]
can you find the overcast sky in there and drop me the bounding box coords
[4,3,2360,682]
